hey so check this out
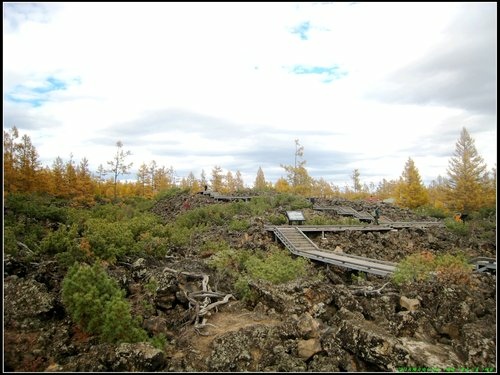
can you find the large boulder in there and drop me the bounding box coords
[4,276,56,326]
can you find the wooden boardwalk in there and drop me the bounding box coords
[271,226,397,276]
[469,257,497,273]
[265,221,444,234]
[202,191,253,201]
[313,205,387,223]
[269,225,494,276]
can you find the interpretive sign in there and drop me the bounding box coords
[286,211,306,225]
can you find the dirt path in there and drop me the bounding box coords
[187,309,281,359]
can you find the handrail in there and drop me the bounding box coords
[272,226,396,277]
[270,226,492,276]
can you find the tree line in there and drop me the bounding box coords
[3,127,496,213]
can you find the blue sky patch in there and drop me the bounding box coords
[32,77,68,93]
[291,21,311,40]
[291,65,348,82]
[5,92,44,107]
[5,76,71,107]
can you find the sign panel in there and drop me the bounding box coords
[286,211,305,221]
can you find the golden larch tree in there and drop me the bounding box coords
[15,133,41,193]
[427,175,449,211]
[65,155,78,199]
[106,141,133,199]
[274,177,291,193]
[446,127,488,212]
[136,162,152,197]
[235,170,245,191]
[281,139,313,195]
[254,166,267,191]
[396,157,429,209]
[74,157,95,206]
[3,126,19,194]
[225,171,236,193]
[481,166,496,208]
[375,178,398,201]
[181,171,201,193]
[154,166,175,192]
[210,165,224,192]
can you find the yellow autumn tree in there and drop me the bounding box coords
[74,157,95,206]
[211,165,224,192]
[3,126,19,194]
[280,139,313,195]
[94,164,107,197]
[3,127,42,194]
[106,141,133,199]
[427,175,449,211]
[396,157,429,209]
[344,169,370,200]
[37,166,54,196]
[446,127,488,212]
[274,177,291,193]
[15,133,41,193]
[375,178,398,201]
[65,155,78,199]
[481,166,496,209]
[154,166,175,193]
[311,178,338,198]
[136,162,152,197]
[180,171,202,193]
[225,171,236,193]
[254,166,267,191]
[49,157,67,197]
[235,170,245,191]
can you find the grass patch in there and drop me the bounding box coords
[393,251,474,286]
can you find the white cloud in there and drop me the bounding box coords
[3,2,496,188]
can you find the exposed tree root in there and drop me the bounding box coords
[163,267,234,333]
[349,282,394,296]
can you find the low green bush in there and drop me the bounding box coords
[165,223,197,249]
[6,220,46,256]
[228,219,250,231]
[84,219,135,262]
[268,214,287,225]
[3,227,19,256]
[126,214,163,240]
[39,225,78,255]
[234,275,257,303]
[150,333,168,350]
[207,246,249,274]
[132,232,168,257]
[392,251,437,285]
[444,218,470,236]
[61,262,148,344]
[413,205,448,219]
[244,246,309,284]
[4,193,69,223]
[200,240,231,255]
[434,252,474,285]
[393,251,473,286]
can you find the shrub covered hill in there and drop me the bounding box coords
[3,189,496,372]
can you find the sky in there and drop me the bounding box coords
[3,2,497,188]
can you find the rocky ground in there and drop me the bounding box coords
[3,193,497,372]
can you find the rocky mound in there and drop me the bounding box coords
[3,194,496,372]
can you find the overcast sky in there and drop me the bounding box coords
[3,2,497,188]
